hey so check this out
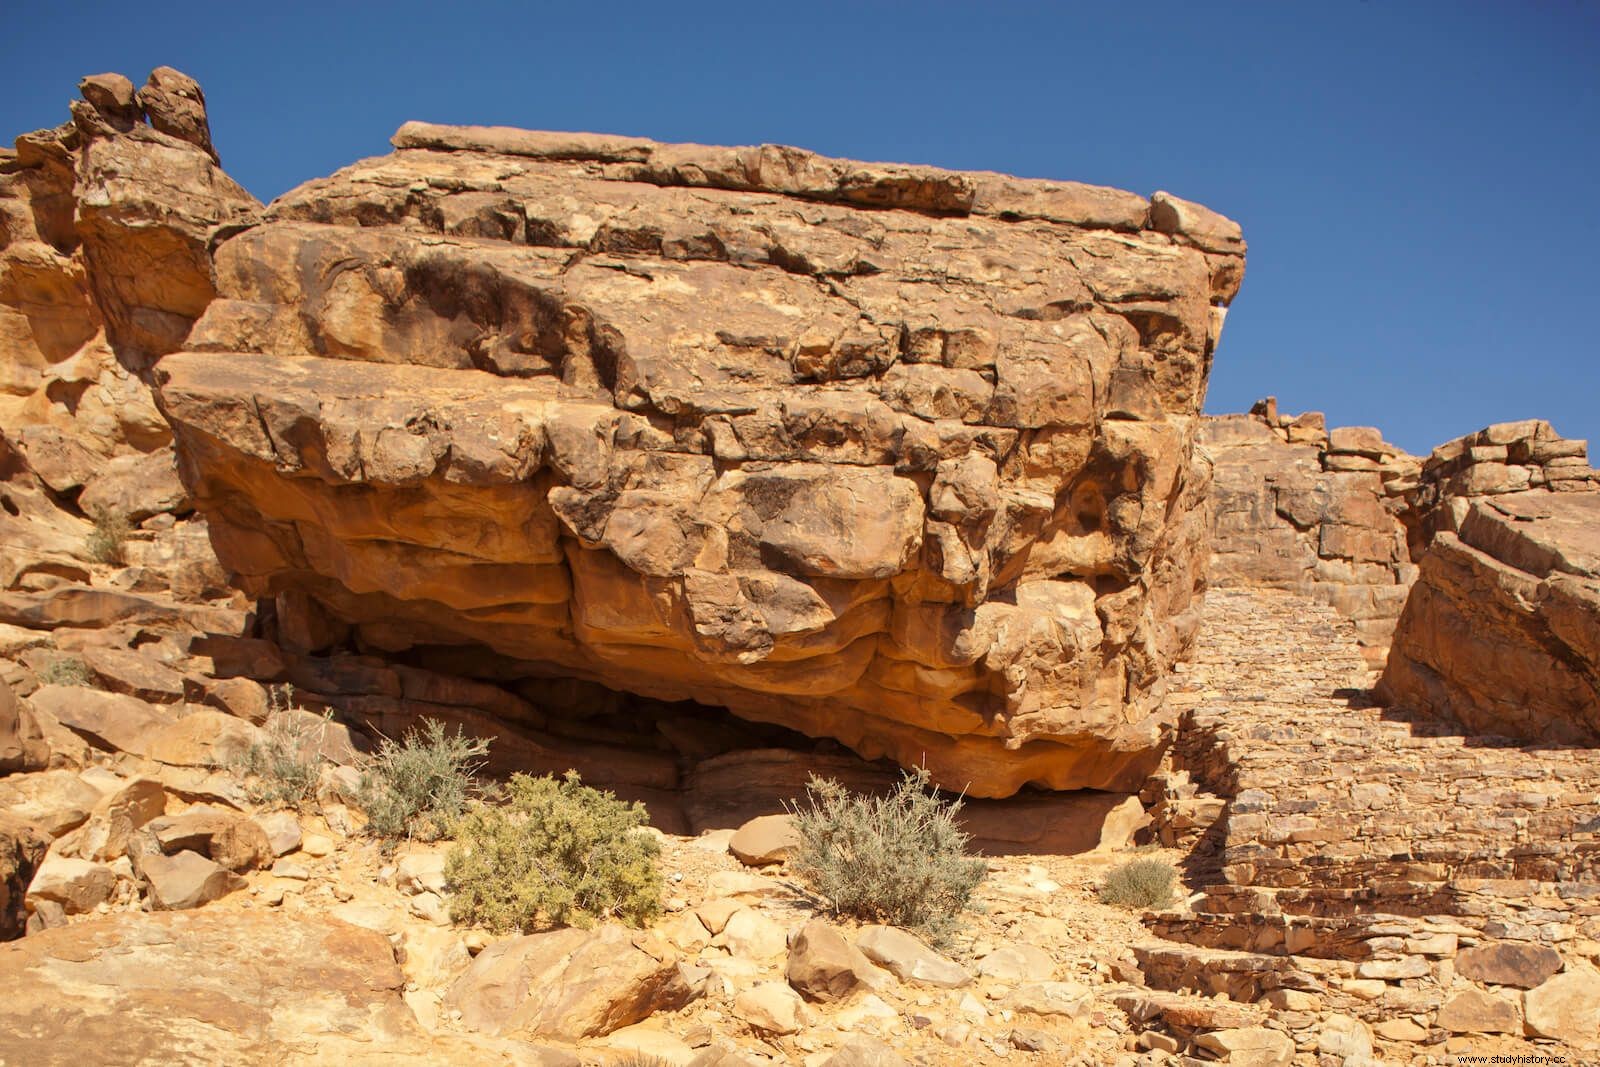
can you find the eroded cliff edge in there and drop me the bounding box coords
[148,120,1244,796]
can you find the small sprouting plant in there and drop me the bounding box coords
[1099,857,1179,910]
[445,771,662,933]
[39,656,92,687]
[235,685,333,810]
[788,767,987,943]
[358,718,491,843]
[84,507,131,564]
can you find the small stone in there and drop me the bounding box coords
[1136,1030,1180,1053]
[1455,941,1563,989]
[857,925,972,988]
[1340,978,1387,1000]
[396,851,447,895]
[695,897,743,935]
[256,811,302,856]
[1315,1014,1373,1060]
[1436,988,1521,1034]
[1007,1027,1052,1054]
[1356,955,1428,980]
[1004,981,1094,1020]
[1372,1018,1429,1042]
[718,908,787,961]
[976,943,1056,983]
[821,1037,908,1066]
[269,858,311,880]
[1193,1026,1294,1067]
[26,854,117,914]
[727,813,799,867]
[300,833,333,857]
[732,981,805,1035]
[786,919,892,1003]
[136,849,246,910]
[1261,989,1320,1011]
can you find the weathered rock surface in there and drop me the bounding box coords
[444,922,697,1039]
[0,910,542,1065]
[1204,404,1597,670]
[154,123,1243,796]
[0,813,47,939]
[786,918,892,1002]
[1203,401,1416,666]
[1379,491,1600,741]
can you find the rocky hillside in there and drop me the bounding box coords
[2,66,1599,1066]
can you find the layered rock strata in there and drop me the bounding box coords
[1378,491,1600,742]
[1,70,258,595]
[154,121,1245,795]
[1203,401,1596,670]
[1203,399,1418,667]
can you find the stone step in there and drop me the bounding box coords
[1149,907,1466,961]
[1131,941,1326,1004]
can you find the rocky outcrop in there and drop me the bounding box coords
[1378,490,1600,741]
[1,69,256,606]
[154,122,1245,796]
[1204,402,1597,670]
[1203,399,1417,666]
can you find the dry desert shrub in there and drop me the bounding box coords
[357,718,491,843]
[445,771,662,933]
[83,507,130,564]
[38,656,92,687]
[235,686,334,810]
[1099,856,1179,910]
[788,767,987,942]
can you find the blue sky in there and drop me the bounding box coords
[5,1,1597,456]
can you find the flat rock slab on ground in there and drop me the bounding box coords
[0,911,411,1064]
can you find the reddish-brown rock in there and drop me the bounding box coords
[1379,491,1600,741]
[152,125,1243,796]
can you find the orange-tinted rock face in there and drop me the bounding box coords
[142,124,1244,797]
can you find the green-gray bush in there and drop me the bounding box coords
[235,686,332,810]
[358,718,490,842]
[84,508,130,564]
[788,767,986,942]
[1098,857,1178,910]
[39,657,92,687]
[445,771,662,933]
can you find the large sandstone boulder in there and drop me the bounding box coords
[1379,491,1600,741]
[152,123,1244,795]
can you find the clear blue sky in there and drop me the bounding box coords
[6,1,1597,456]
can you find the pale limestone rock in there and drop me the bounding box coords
[26,854,115,914]
[857,925,971,988]
[0,770,102,837]
[732,981,805,1036]
[443,924,695,1039]
[135,849,245,910]
[727,813,798,867]
[975,943,1055,983]
[1522,963,1600,1046]
[1437,987,1522,1034]
[716,908,787,961]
